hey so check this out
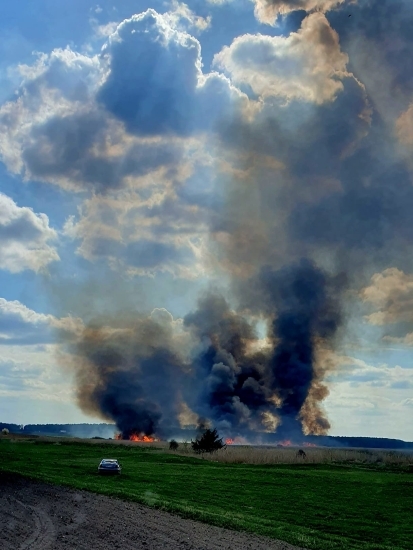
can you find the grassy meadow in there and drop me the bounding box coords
[0,436,412,550]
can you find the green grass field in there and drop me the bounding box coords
[1,438,412,550]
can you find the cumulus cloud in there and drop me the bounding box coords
[0,298,83,345]
[0,9,244,197]
[324,352,413,390]
[383,333,413,346]
[253,0,351,25]
[165,1,212,32]
[98,9,242,136]
[360,268,413,326]
[63,179,212,278]
[0,55,186,193]
[0,48,102,190]
[21,111,187,193]
[0,348,75,404]
[0,8,240,275]
[0,193,59,273]
[215,13,350,104]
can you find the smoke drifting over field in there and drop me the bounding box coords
[70,259,345,440]
[13,2,412,440]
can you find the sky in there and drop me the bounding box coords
[0,0,413,440]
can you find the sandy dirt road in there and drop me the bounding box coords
[0,472,307,550]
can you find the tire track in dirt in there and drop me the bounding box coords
[0,473,306,550]
[13,498,56,550]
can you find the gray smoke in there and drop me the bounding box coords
[56,1,413,441]
[69,259,344,441]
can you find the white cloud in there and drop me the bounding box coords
[0,298,83,345]
[91,20,119,38]
[0,9,246,276]
[214,13,350,104]
[98,9,244,137]
[0,193,59,273]
[0,18,239,192]
[324,351,413,389]
[0,48,101,183]
[360,268,413,326]
[166,1,212,32]
[0,350,74,405]
[63,180,212,278]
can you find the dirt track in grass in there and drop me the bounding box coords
[0,472,306,550]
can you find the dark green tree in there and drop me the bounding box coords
[191,428,225,454]
[169,439,179,451]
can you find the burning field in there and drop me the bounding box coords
[66,260,346,445]
[38,3,413,449]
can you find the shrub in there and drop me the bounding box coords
[1,428,9,435]
[169,439,179,451]
[191,428,225,454]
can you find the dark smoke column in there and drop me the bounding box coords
[72,317,185,440]
[261,259,344,437]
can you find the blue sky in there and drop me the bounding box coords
[0,0,413,440]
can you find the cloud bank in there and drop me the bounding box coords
[0,193,58,273]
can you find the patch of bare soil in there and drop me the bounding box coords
[0,472,307,550]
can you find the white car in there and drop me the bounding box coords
[98,458,122,475]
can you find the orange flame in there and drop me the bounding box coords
[115,432,159,442]
[130,433,158,442]
[278,439,292,447]
[225,438,235,445]
[304,442,317,447]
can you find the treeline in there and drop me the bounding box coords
[328,436,413,449]
[0,423,116,438]
[1,423,412,448]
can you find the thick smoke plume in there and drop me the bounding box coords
[70,259,343,441]
[262,260,345,437]
[70,313,187,439]
[50,3,413,442]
